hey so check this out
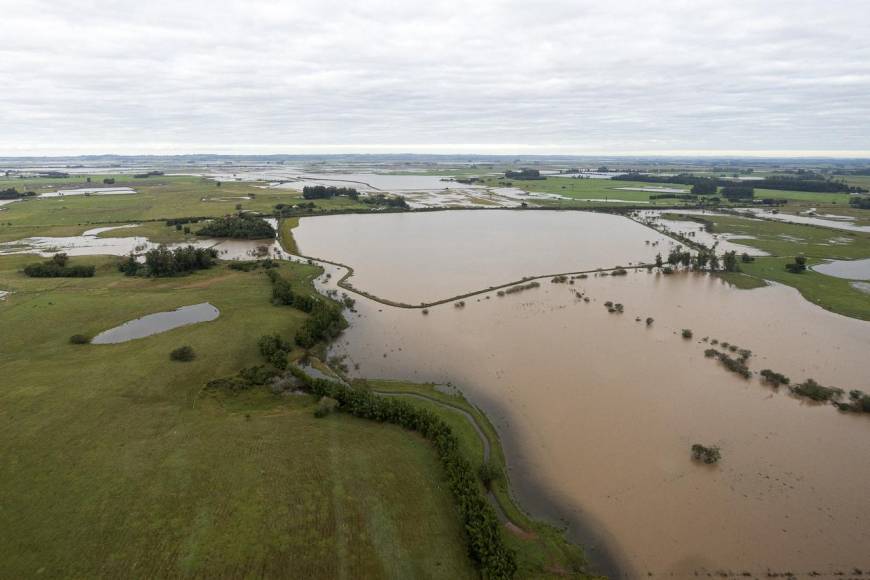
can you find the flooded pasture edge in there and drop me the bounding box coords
[296,210,870,577]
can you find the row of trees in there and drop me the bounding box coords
[288,366,518,578]
[196,214,276,239]
[1,187,36,199]
[615,172,866,193]
[656,248,740,272]
[267,269,347,348]
[23,253,95,277]
[302,185,360,199]
[361,194,409,209]
[119,245,218,277]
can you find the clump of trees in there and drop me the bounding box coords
[266,269,347,348]
[23,253,95,278]
[691,444,722,464]
[0,187,36,200]
[836,390,870,414]
[504,168,544,180]
[196,214,276,239]
[361,194,409,209]
[721,186,754,200]
[288,366,518,578]
[705,349,751,378]
[207,365,282,393]
[760,369,790,387]
[170,345,196,362]
[790,378,843,402]
[119,245,218,277]
[785,255,807,273]
[302,185,360,200]
[258,333,292,370]
[478,462,503,491]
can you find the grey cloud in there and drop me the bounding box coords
[1,0,868,155]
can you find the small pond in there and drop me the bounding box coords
[91,303,220,344]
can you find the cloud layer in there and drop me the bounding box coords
[2,0,868,155]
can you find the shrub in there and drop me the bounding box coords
[258,333,292,369]
[691,444,722,464]
[681,329,693,339]
[478,462,503,491]
[314,396,338,418]
[169,345,195,362]
[612,267,628,276]
[69,334,90,344]
[645,317,654,326]
[24,254,95,278]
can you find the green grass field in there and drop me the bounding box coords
[0,256,479,578]
[0,174,368,243]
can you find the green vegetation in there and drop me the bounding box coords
[0,255,478,578]
[790,378,844,403]
[169,344,196,361]
[760,369,790,387]
[119,245,218,277]
[69,333,90,344]
[278,216,300,254]
[23,253,95,278]
[681,328,693,339]
[302,185,360,199]
[691,444,722,464]
[196,213,275,239]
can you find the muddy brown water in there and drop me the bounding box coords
[296,210,870,577]
[294,211,679,305]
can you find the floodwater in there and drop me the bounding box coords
[0,220,288,261]
[635,210,769,256]
[91,302,219,344]
[298,211,870,577]
[742,208,870,233]
[37,187,137,198]
[613,186,688,193]
[812,258,870,280]
[294,210,677,304]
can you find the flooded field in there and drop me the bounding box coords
[812,257,870,280]
[742,208,870,233]
[92,303,219,344]
[299,211,870,577]
[635,210,769,255]
[294,210,676,304]
[37,186,136,198]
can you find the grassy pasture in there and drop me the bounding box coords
[0,257,476,578]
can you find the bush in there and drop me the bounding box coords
[258,333,292,369]
[760,369,790,387]
[478,462,503,491]
[681,329,693,339]
[645,317,654,326]
[169,345,196,362]
[24,254,95,278]
[69,334,90,344]
[691,444,722,464]
[314,396,338,418]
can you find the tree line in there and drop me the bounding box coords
[504,168,545,180]
[0,187,36,199]
[266,269,347,348]
[302,185,360,199]
[613,172,866,193]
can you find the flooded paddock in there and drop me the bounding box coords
[294,210,677,304]
[91,303,219,344]
[297,210,870,577]
[812,257,870,280]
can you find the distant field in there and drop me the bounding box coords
[0,257,477,578]
[0,174,367,242]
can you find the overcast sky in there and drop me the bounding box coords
[2,0,868,157]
